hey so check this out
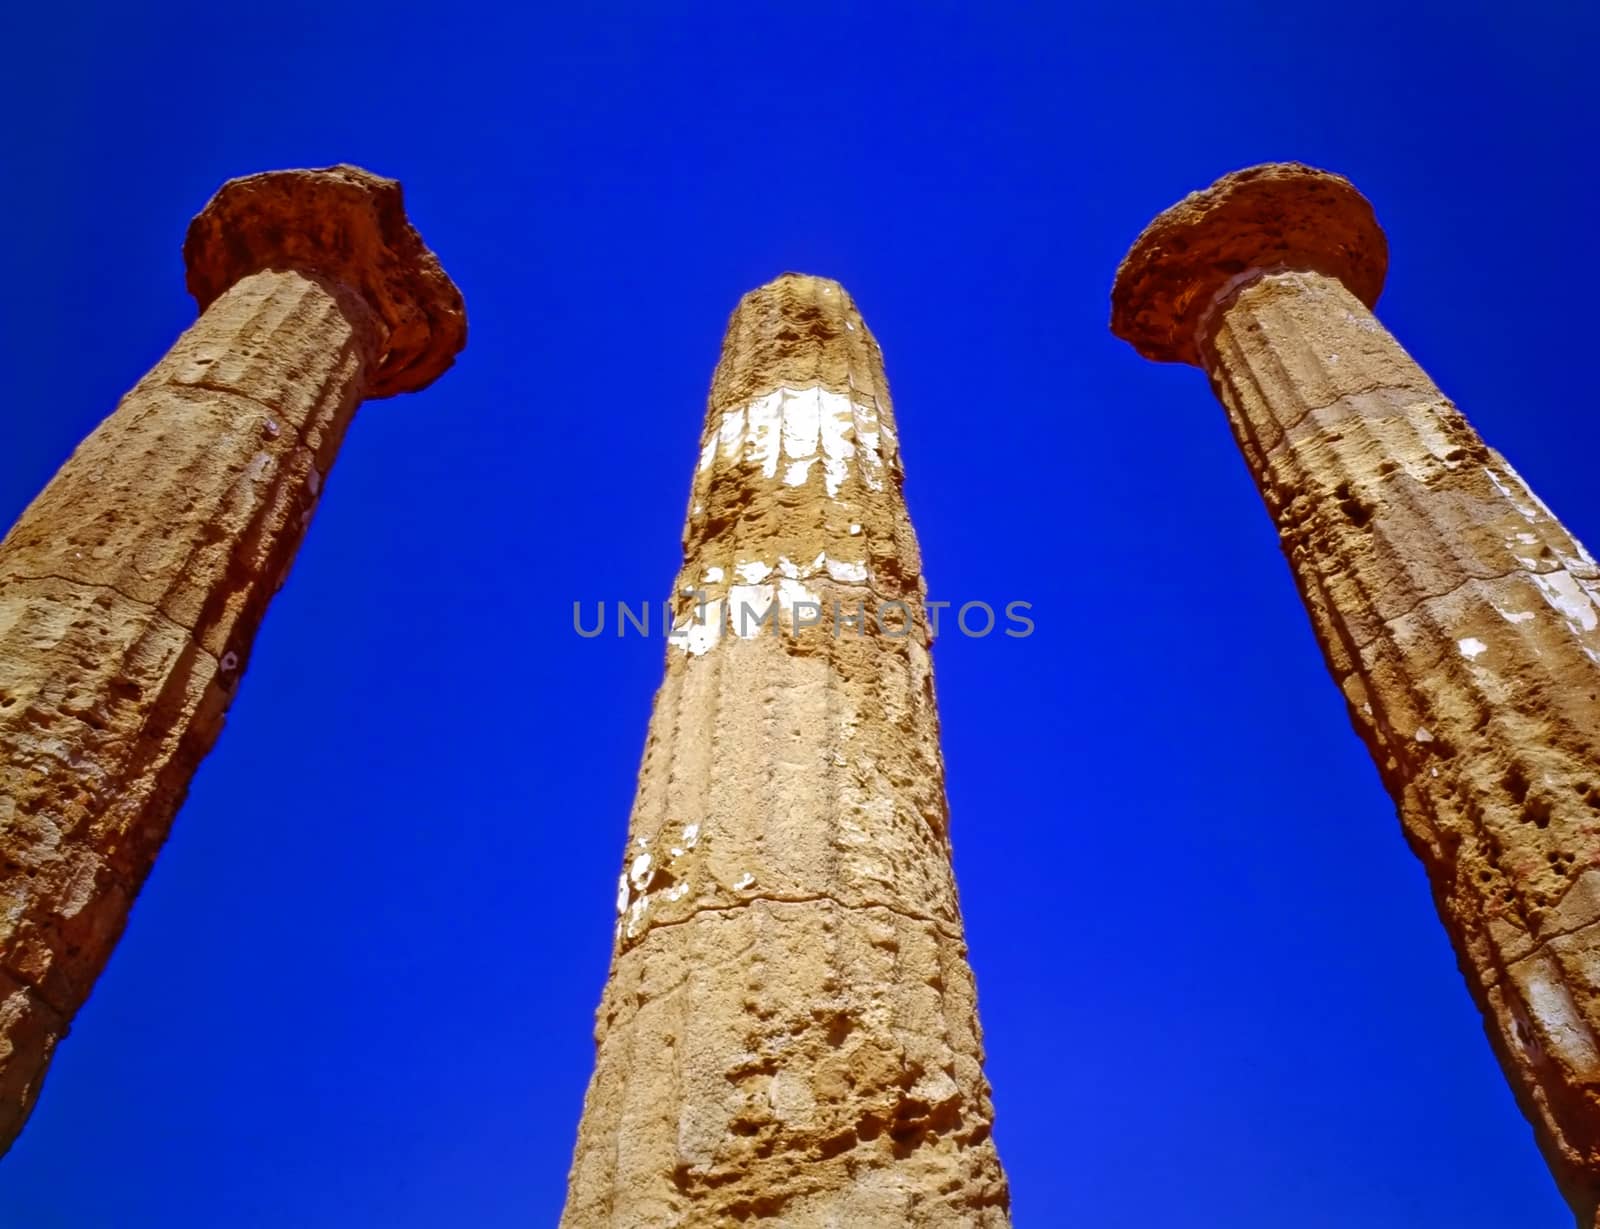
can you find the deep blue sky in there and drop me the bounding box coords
[1,3,1595,1225]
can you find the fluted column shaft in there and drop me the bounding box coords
[0,270,376,1138]
[0,165,464,1154]
[562,275,1009,1227]
[1111,163,1600,1224]
[1208,268,1600,1213]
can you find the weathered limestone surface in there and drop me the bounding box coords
[0,166,464,1153]
[1113,163,1600,1224]
[562,275,1009,1226]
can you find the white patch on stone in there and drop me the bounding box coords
[616,873,630,915]
[1458,637,1489,660]
[821,394,857,497]
[629,853,654,891]
[1524,966,1600,1074]
[1484,467,1600,572]
[718,406,746,458]
[729,583,775,636]
[665,882,690,902]
[1532,571,1599,633]
[677,598,725,656]
[307,467,321,496]
[703,566,725,584]
[1502,460,1585,547]
[711,386,886,499]
[825,558,868,584]
[1568,539,1600,576]
[733,872,756,890]
[781,386,822,461]
[1497,608,1535,624]
[683,823,700,848]
[1414,727,1434,743]
[777,576,820,614]
[699,436,718,473]
[745,393,782,477]
[1484,466,1540,523]
[849,523,861,535]
[735,560,773,584]
[850,399,884,492]
[625,896,649,939]
[775,553,831,581]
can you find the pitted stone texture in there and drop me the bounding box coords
[1111,162,1388,366]
[0,166,463,1155]
[0,576,224,1003]
[1117,190,1600,1222]
[1,273,372,658]
[568,900,1005,1228]
[184,165,466,398]
[0,269,374,1153]
[562,275,1010,1226]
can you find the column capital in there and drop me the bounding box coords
[182,164,466,398]
[1110,162,1388,367]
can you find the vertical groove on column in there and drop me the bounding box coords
[562,275,1009,1227]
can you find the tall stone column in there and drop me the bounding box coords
[1112,162,1600,1222]
[0,165,464,1153]
[562,274,1009,1226]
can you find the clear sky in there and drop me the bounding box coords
[0,2,1594,1225]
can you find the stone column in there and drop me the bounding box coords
[1112,162,1600,1222]
[0,165,464,1153]
[562,274,1009,1226]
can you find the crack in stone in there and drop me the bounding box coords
[1527,913,1600,951]
[0,965,67,1030]
[154,374,301,429]
[1237,378,1424,446]
[0,570,230,662]
[622,890,964,948]
[1338,562,1590,655]
[2,569,161,617]
[675,573,923,613]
